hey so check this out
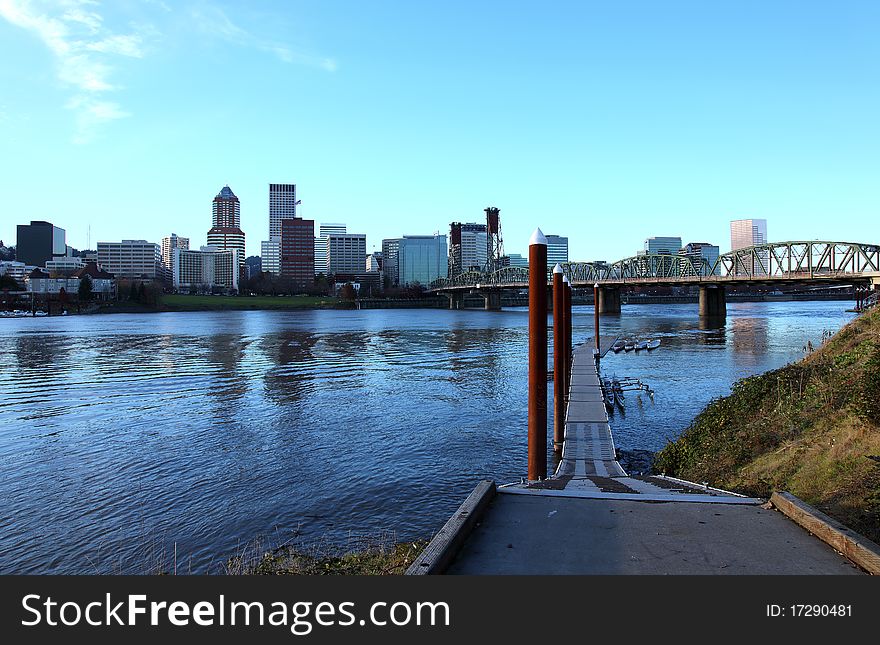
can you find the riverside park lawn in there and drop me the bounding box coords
[161,294,342,310]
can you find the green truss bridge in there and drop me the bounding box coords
[429,240,880,315]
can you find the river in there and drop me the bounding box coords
[0,301,853,573]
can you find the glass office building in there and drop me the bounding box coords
[397,235,448,286]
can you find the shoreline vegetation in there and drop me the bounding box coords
[655,307,880,543]
[224,534,427,576]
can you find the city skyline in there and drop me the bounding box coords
[1,2,878,260]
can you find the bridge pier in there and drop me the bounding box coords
[446,292,464,310]
[598,286,621,314]
[699,284,727,317]
[481,289,502,311]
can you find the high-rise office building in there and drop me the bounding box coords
[207,185,246,278]
[381,238,401,287]
[261,183,301,275]
[97,240,161,279]
[546,235,569,266]
[161,234,189,273]
[397,235,448,286]
[680,242,720,275]
[16,221,66,267]
[212,185,240,228]
[260,239,281,274]
[730,218,769,275]
[505,253,529,268]
[269,183,299,239]
[448,222,488,276]
[280,218,315,289]
[642,236,682,255]
[730,219,767,250]
[315,223,347,275]
[327,233,367,276]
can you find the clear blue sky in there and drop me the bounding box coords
[1,0,878,261]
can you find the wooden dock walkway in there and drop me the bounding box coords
[409,339,876,575]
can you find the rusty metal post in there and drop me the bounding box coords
[528,228,548,480]
[552,264,565,452]
[593,282,600,353]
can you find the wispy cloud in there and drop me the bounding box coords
[0,0,144,143]
[0,1,336,141]
[190,3,337,72]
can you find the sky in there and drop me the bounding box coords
[1,0,878,262]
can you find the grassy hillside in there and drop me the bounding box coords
[655,307,880,542]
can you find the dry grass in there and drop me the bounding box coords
[655,307,880,542]
[224,531,427,576]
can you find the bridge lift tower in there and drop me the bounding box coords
[448,221,463,278]
[484,207,504,273]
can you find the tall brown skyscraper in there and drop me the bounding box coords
[280,218,315,289]
[207,185,246,282]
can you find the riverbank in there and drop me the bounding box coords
[655,307,880,543]
[15,291,856,316]
[225,534,427,575]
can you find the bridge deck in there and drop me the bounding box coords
[444,342,865,574]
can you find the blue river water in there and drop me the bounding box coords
[0,301,854,573]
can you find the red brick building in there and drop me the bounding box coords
[280,218,315,289]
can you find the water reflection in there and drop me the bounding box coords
[205,334,250,413]
[730,317,770,355]
[13,334,71,372]
[697,316,727,345]
[260,331,319,405]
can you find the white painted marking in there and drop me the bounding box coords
[498,488,764,504]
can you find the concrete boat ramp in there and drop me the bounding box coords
[409,341,876,575]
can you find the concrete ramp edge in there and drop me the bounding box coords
[771,491,880,574]
[405,480,496,575]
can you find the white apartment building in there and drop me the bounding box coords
[173,247,239,293]
[161,234,189,270]
[0,261,31,286]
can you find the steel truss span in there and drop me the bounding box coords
[429,241,880,290]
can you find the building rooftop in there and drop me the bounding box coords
[72,263,115,280]
[216,185,238,200]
